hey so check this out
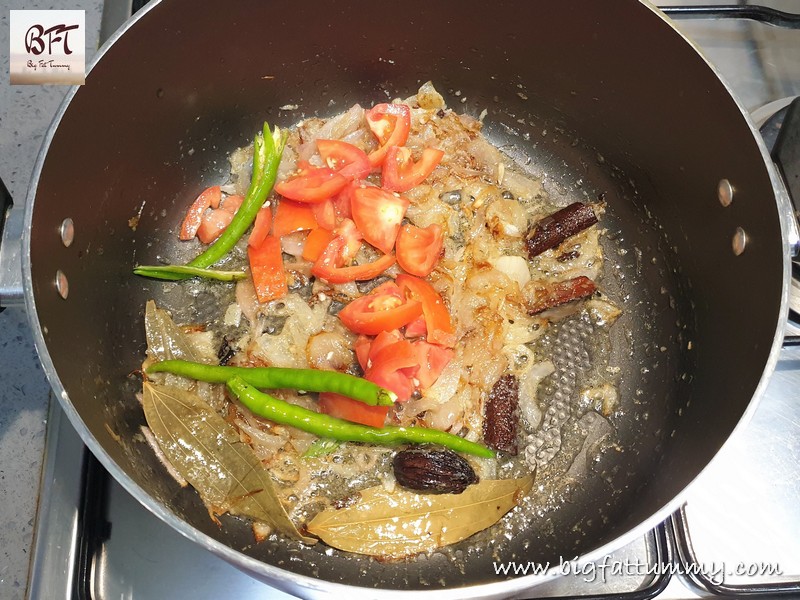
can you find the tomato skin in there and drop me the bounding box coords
[311,236,396,283]
[272,199,318,238]
[248,205,274,248]
[396,274,455,347]
[404,315,427,339]
[275,166,348,203]
[364,337,418,402]
[318,392,389,428]
[396,223,444,277]
[338,284,422,335]
[302,227,335,262]
[382,147,444,193]
[410,340,454,389]
[180,185,222,241]
[196,194,244,244]
[366,103,411,167]
[354,335,373,371]
[317,139,371,181]
[248,235,288,303]
[351,187,409,254]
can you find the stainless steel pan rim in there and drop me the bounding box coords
[20,0,794,597]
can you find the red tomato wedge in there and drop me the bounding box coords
[333,218,363,263]
[364,337,418,402]
[302,227,335,262]
[248,235,288,303]
[354,334,373,371]
[338,283,422,335]
[312,199,337,231]
[317,139,371,181]
[366,103,411,167]
[396,223,444,277]
[404,315,427,339]
[382,147,444,193]
[311,236,396,284]
[409,340,454,389]
[275,165,348,203]
[196,209,234,244]
[248,205,273,248]
[396,274,455,347]
[180,185,221,241]
[318,392,389,428]
[351,187,409,254]
[196,194,244,244]
[272,200,318,238]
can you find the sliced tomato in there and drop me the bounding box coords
[302,227,335,262]
[312,199,337,231]
[318,392,390,428]
[351,187,409,254]
[180,185,221,240]
[333,180,356,220]
[195,195,244,244]
[221,194,244,213]
[248,235,288,303]
[196,208,234,244]
[396,223,444,277]
[404,315,427,339]
[272,199,318,238]
[248,205,273,248]
[311,236,396,284]
[354,335,373,371]
[396,274,455,347]
[410,341,454,389]
[366,103,411,167]
[382,147,444,193]
[338,283,422,336]
[333,218,363,263]
[317,139,371,181]
[275,165,348,203]
[364,338,418,402]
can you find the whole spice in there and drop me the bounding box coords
[525,276,598,315]
[525,202,598,258]
[147,359,396,407]
[483,374,520,454]
[393,447,478,494]
[226,377,495,458]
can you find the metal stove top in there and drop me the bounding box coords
[26,3,800,599]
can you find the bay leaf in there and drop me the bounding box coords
[307,475,533,558]
[142,381,315,543]
[144,300,199,363]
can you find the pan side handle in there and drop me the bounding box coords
[0,178,24,310]
[773,96,800,260]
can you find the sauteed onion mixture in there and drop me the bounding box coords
[136,83,620,558]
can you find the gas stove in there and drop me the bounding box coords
[25,3,800,599]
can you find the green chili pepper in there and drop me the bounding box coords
[189,123,285,270]
[147,359,397,406]
[226,377,495,458]
[132,265,247,281]
[134,122,286,281]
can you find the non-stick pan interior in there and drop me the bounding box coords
[26,0,784,593]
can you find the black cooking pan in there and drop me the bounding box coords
[17,0,794,597]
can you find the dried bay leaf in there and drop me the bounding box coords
[307,475,533,558]
[142,381,315,543]
[144,300,199,363]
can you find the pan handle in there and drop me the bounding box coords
[772,96,800,259]
[0,178,24,311]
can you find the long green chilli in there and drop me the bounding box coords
[134,122,286,281]
[147,359,396,406]
[132,265,247,281]
[226,377,495,458]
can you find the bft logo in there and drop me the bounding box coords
[10,10,86,85]
[25,23,80,56]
